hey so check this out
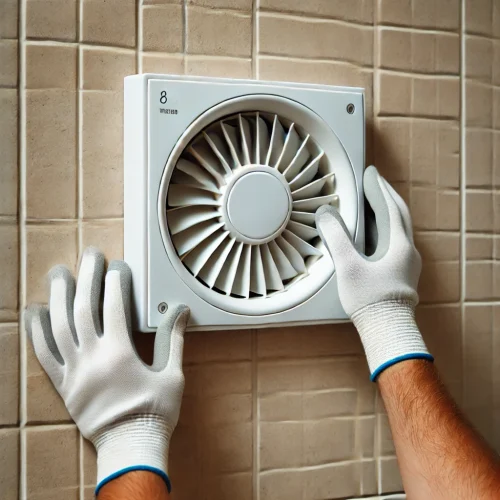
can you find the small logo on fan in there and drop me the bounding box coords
[160,108,178,115]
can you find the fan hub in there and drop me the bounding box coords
[225,170,291,242]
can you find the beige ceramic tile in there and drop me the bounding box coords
[29,487,79,500]
[26,339,71,422]
[26,90,77,219]
[0,324,18,425]
[437,191,460,231]
[412,33,436,74]
[26,43,77,89]
[464,306,493,410]
[259,12,372,65]
[25,223,77,303]
[26,426,79,497]
[81,0,136,48]
[466,35,493,81]
[257,323,362,359]
[83,486,95,500]
[0,224,18,322]
[259,0,373,23]
[380,457,403,493]
[81,91,123,218]
[188,7,251,57]
[0,0,18,38]
[81,47,136,90]
[374,118,410,182]
[465,0,493,36]
[204,473,253,500]
[436,33,460,74]
[466,129,493,187]
[186,56,252,78]
[466,191,493,232]
[414,232,460,262]
[410,187,437,230]
[142,4,183,52]
[0,428,19,500]
[183,329,252,365]
[0,89,18,217]
[465,261,493,300]
[466,81,493,128]
[378,72,411,116]
[411,120,438,184]
[0,40,18,87]
[379,28,411,72]
[419,261,460,303]
[378,413,395,456]
[417,306,462,402]
[466,234,493,260]
[82,438,96,486]
[141,53,184,74]
[26,0,77,41]
[438,122,460,189]
[189,0,252,10]
[438,79,460,119]
[81,219,124,260]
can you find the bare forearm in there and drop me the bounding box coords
[378,360,500,499]
[97,471,170,500]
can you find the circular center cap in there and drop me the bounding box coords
[227,172,290,240]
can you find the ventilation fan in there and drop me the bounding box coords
[124,74,365,331]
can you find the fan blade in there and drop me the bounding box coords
[291,173,334,201]
[283,134,311,180]
[204,131,233,176]
[283,229,323,257]
[198,237,237,288]
[183,229,229,276]
[256,113,270,165]
[287,220,319,241]
[292,194,339,212]
[268,240,298,280]
[250,245,267,296]
[275,123,300,172]
[289,152,324,190]
[188,143,226,186]
[221,122,243,169]
[276,236,306,274]
[170,170,221,195]
[290,211,316,227]
[173,220,224,257]
[168,185,220,207]
[167,206,220,235]
[239,115,253,166]
[266,115,285,167]
[176,158,221,193]
[260,243,284,291]
[232,244,252,298]
[214,241,244,295]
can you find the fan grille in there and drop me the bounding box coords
[166,112,338,299]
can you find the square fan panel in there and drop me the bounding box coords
[124,74,365,332]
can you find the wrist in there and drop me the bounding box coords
[92,414,173,495]
[351,300,433,381]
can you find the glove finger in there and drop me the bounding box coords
[25,305,64,386]
[48,265,78,365]
[380,177,415,243]
[156,305,189,374]
[74,247,104,347]
[103,260,133,345]
[364,166,406,259]
[315,204,358,270]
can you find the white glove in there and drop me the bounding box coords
[25,247,189,494]
[316,166,433,381]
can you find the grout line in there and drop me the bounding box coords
[182,0,187,74]
[460,0,467,409]
[252,0,259,79]
[137,0,142,74]
[19,0,27,497]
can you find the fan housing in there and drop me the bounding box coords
[124,74,365,331]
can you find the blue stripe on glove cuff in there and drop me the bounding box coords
[95,466,172,495]
[370,353,435,382]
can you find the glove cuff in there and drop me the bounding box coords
[352,300,433,381]
[92,414,173,494]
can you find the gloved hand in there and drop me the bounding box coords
[25,247,189,493]
[316,165,433,381]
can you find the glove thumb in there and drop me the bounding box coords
[315,205,357,271]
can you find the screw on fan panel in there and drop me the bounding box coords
[346,103,355,114]
[158,302,168,314]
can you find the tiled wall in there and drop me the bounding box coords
[0,0,499,499]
